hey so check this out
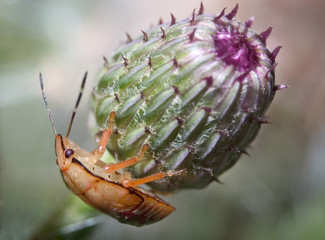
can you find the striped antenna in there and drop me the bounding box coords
[65,71,88,138]
[39,72,58,136]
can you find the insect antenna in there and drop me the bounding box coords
[39,72,58,136]
[65,71,88,138]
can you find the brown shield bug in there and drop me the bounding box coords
[39,72,184,226]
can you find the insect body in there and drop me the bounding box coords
[40,72,183,226]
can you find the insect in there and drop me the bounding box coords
[39,72,184,226]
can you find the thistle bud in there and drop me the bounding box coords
[91,4,282,191]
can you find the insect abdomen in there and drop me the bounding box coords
[117,188,175,226]
[63,158,174,226]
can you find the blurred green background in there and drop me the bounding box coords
[1,0,325,239]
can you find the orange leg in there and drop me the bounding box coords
[94,111,186,187]
[104,144,148,173]
[121,169,186,188]
[92,111,116,159]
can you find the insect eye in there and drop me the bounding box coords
[64,149,74,158]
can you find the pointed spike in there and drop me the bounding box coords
[240,149,250,157]
[264,63,278,80]
[245,16,255,27]
[126,32,133,43]
[235,71,250,82]
[170,13,176,26]
[253,116,270,124]
[103,56,108,66]
[154,158,162,165]
[172,58,179,68]
[271,46,282,62]
[91,87,96,99]
[201,107,212,113]
[144,126,151,134]
[214,8,226,22]
[198,2,204,15]
[260,118,271,124]
[225,4,239,20]
[189,28,197,42]
[140,91,145,100]
[114,93,120,103]
[213,176,223,184]
[229,146,250,156]
[141,30,148,42]
[122,56,128,67]
[148,56,152,68]
[273,84,288,91]
[172,85,180,95]
[158,17,163,25]
[160,27,166,40]
[201,76,213,87]
[260,27,273,43]
[175,117,184,125]
[190,9,196,24]
[217,130,229,137]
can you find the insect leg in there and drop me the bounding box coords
[92,111,116,159]
[121,169,186,187]
[104,144,148,173]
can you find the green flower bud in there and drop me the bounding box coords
[91,4,283,191]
